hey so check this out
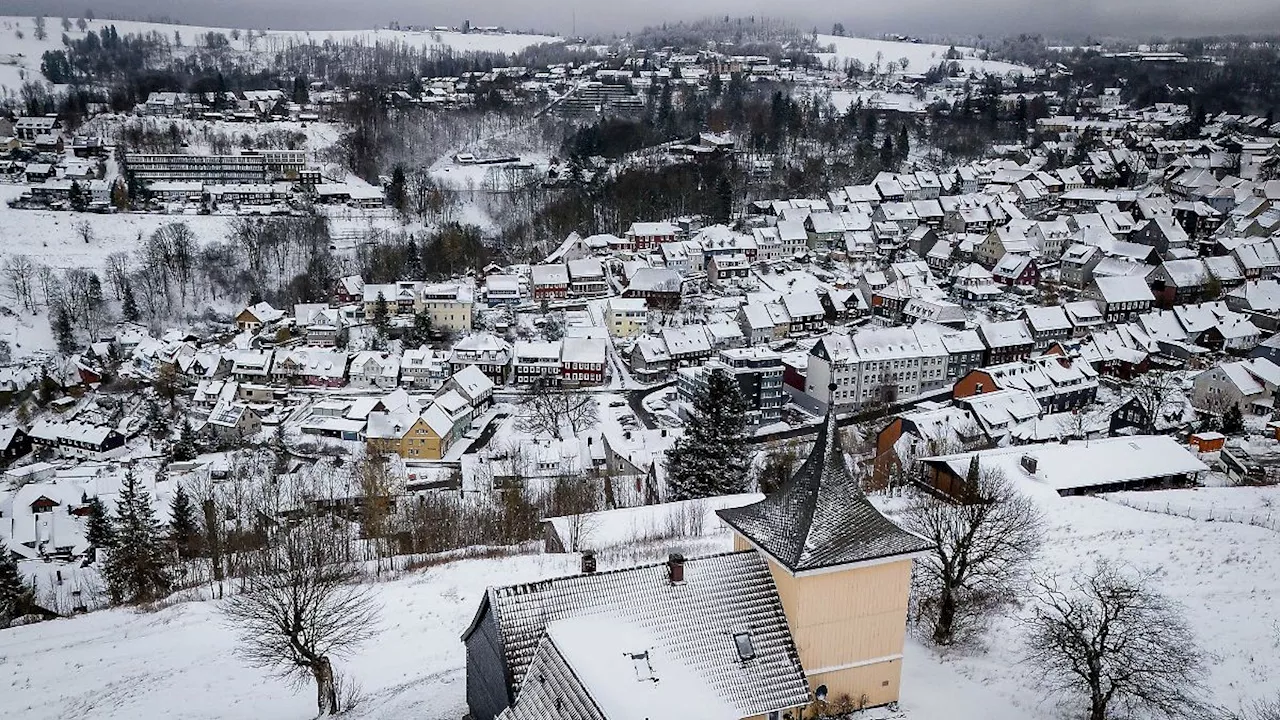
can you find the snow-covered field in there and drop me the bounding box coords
[3,481,1278,720]
[814,34,1029,77]
[0,16,560,93]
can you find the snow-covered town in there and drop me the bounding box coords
[1,9,1280,720]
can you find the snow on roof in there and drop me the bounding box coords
[775,219,809,242]
[561,337,606,365]
[445,364,494,400]
[627,268,682,293]
[1158,259,1208,287]
[629,221,678,237]
[542,616,740,720]
[660,326,711,354]
[1022,305,1071,333]
[474,551,810,718]
[530,263,569,285]
[1092,275,1155,304]
[780,290,823,319]
[978,320,1033,347]
[1227,279,1280,312]
[923,435,1208,492]
[567,258,605,279]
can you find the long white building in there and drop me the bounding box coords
[806,325,950,410]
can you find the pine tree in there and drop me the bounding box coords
[53,305,76,355]
[85,497,116,550]
[879,135,896,168]
[122,278,140,319]
[102,467,171,605]
[168,483,198,560]
[1222,403,1245,434]
[665,368,750,500]
[387,165,408,213]
[172,419,198,461]
[371,291,391,347]
[146,397,167,439]
[272,422,290,476]
[0,551,36,624]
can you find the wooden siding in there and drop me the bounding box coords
[806,659,904,710]
[465,605,512,720]
[735,533,912,709]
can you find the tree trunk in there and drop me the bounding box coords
[933,587,956,645]
[314,656,338,715]
[203,500,224,583]
[1089,692,1106,720]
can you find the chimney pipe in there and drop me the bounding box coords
[581,550,596,574]
[667,553,685,584]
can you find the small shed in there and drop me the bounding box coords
[1188,431,1225,453]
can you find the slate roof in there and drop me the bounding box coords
[469,551,810,718]
[717,407,929,574]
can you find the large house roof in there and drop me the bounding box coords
[717,406,929,574]
[466,551,810,718]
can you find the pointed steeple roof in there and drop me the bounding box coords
[718,397,929,574]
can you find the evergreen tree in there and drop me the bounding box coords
[665,368,750,500]
[168,483,198,560]
[146,397,167,439]
[172,419,198,461]
[879,135,896,168]
[85,497,116,550]
[387,165,407,213]
[371,290,391,344]
[0,551,36,624]
[53,305,76,355]
[1222,403,1245,434]
[102,467,171,605]
[272,422,290,475]
[37,371,60,407]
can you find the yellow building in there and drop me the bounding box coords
[719,400,929,712]
[606,297,648,337]
[464,391,927,720]
[364,404,461,461]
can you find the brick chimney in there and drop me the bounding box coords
[581,549,596,574]
[667,553,685,584]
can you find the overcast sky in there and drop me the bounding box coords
[3,0,1279,39]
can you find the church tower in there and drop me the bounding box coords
[718,400,928,710]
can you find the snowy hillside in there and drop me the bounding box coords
[814,34,1030,76]
[0,15,560,93]
[2,484,1277,720]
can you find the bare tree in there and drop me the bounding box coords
[548,472,601,552]
[75,220,94,244]
[902,462,1044,645]
[356,451,402,568]
[517,378,599,439]
[1023,561,1209,720]
[221,515,380,715]
[103,251,131,301]
[1127,370,1182,434]
[3,254,37,312]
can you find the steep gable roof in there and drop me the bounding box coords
[467,551,810,718]
[717,407,929,574]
